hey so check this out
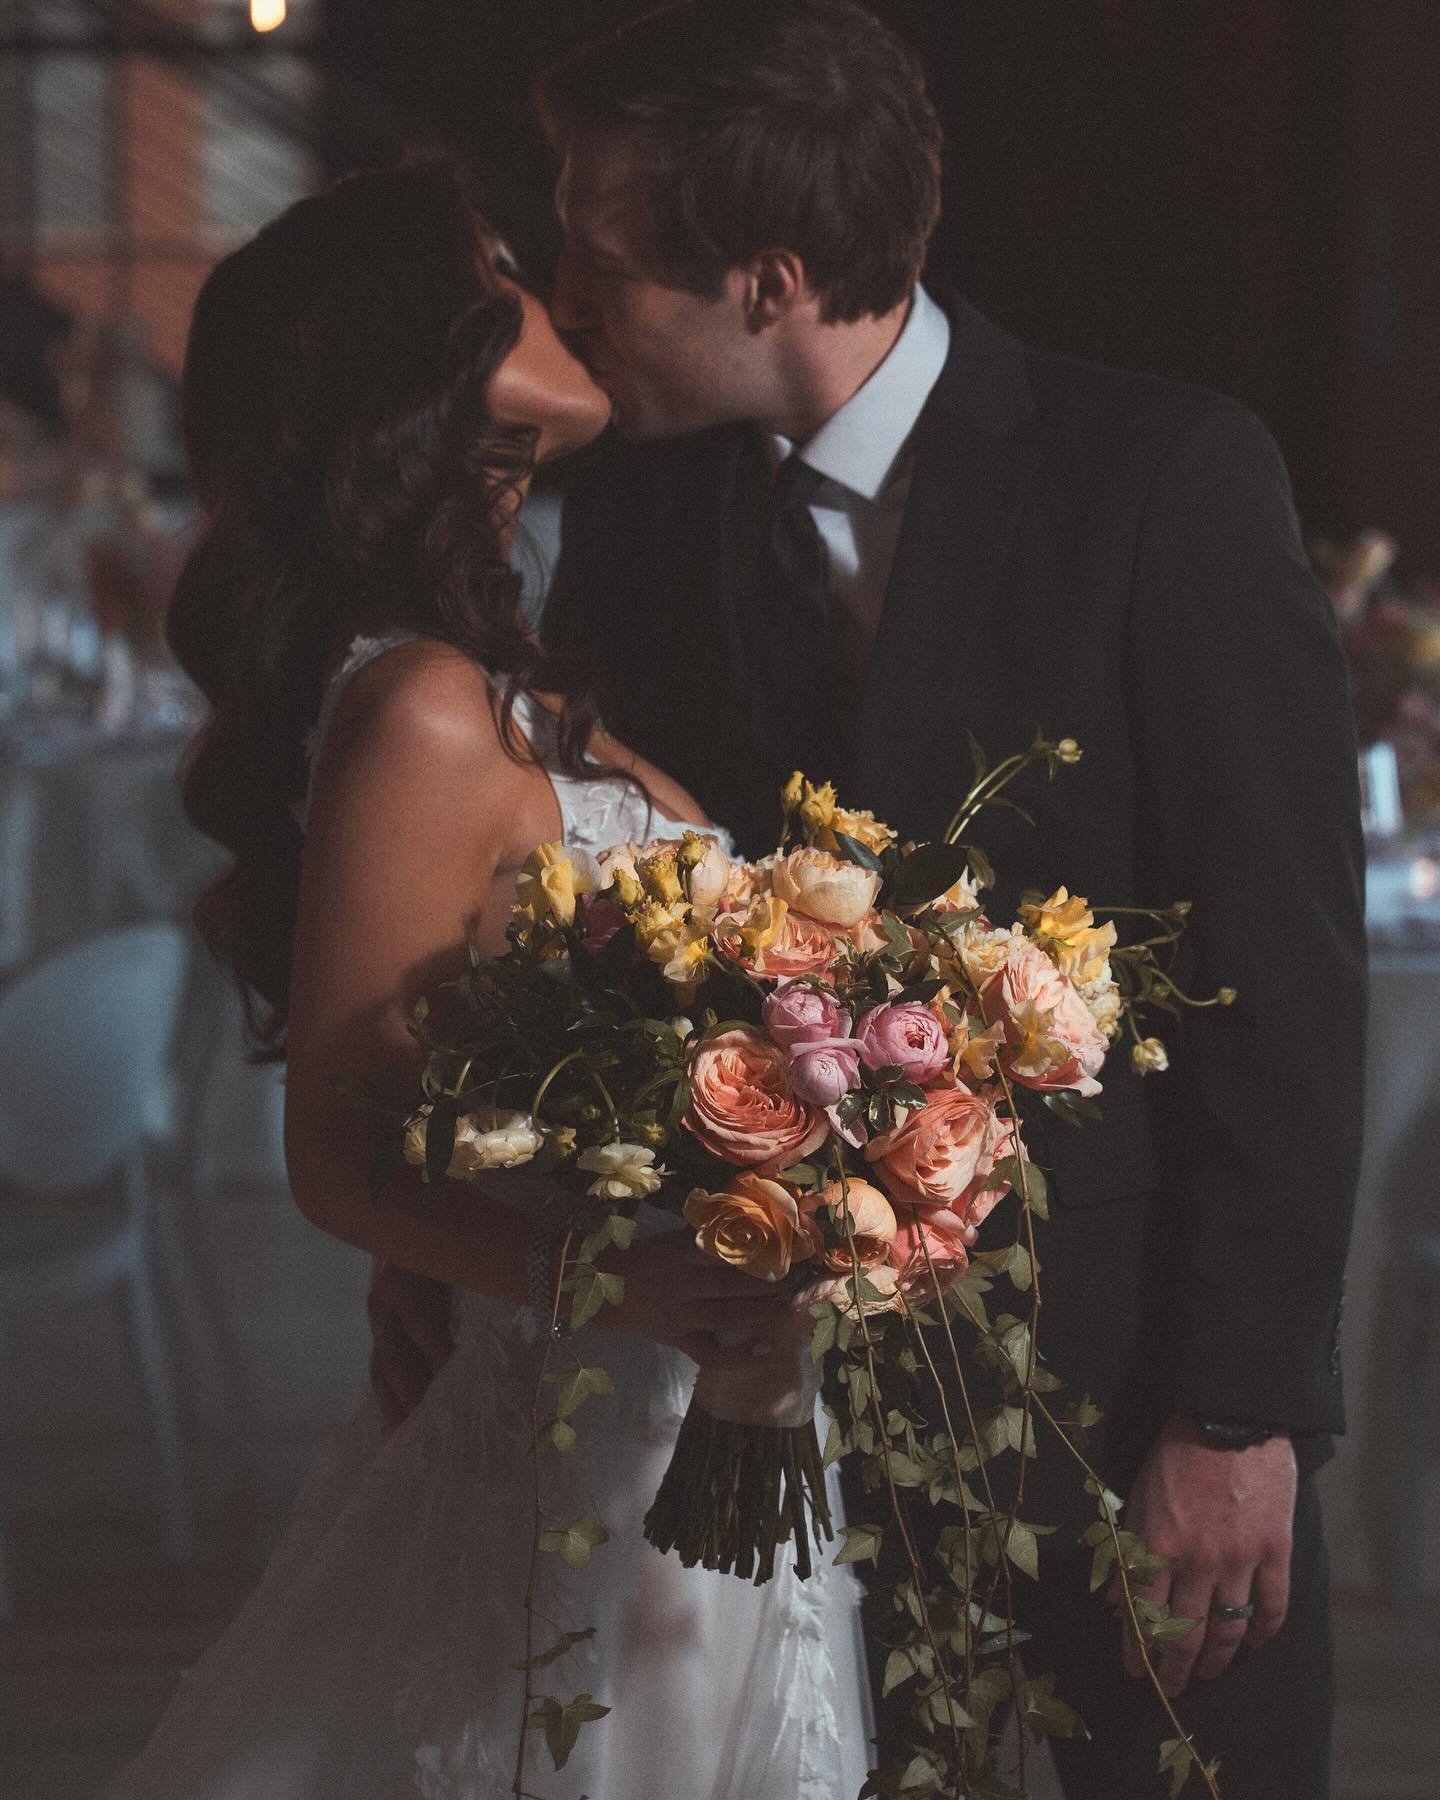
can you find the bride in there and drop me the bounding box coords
[111,162,872,1800]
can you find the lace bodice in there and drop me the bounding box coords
[299,630,734,858]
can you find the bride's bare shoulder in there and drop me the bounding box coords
[323,637,502,766]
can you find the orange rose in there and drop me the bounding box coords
[804,1178,899,1274]
[886,1204,974,1305]
[684,1027,829,1170]
[713,905,839,980]
[865,1080,1007,1228]
[685,1175,820,1282]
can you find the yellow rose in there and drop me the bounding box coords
[1131,1036,1170,1076]
[638,850,685,905]
[685,1175,819,1282]
[797,779,839,840]
[815,807,897,857]
[515,842,600,928]
[773,847,882,929]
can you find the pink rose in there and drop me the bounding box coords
[685,1028,829,1171]
[762,981,850,1052]
[789,1040,863,1108]
[854,1002,950,1084]
[980,935,1108,1098]
[865,1080,1006,1227]
[886,1205,974,1305]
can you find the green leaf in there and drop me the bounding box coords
[514,1626,596,1673]
[1023,1671,1088,1740]
[834,1522,884,1565]
[527,1692,612,1771]
[1158,1735,1199,1799]
[544,1418,577,1454]
[578,1213,639,1264]
[1146,1612,1203,1646]
[834,831,886,871]
[887,841,972,909]
[424,1098,458,1185]
[564,1262,625,1329]
[810,1305,838,1364]
[1004,1519,1041,1580]
[537,1516,609,1570]
[551,1365,615,1420]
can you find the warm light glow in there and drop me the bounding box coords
[250,0,286,30]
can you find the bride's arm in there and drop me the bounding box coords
[284,648,794,1358]
[284,646,547,1306]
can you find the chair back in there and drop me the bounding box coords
[0,923,190,1192]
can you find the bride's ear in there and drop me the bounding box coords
[740,250,809,332]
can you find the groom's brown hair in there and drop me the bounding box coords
[535,0,943,325]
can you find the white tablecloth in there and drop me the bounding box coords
[1320,950,1440,1592]
[0,720,286,1184]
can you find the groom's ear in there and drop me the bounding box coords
[740,249,810,332]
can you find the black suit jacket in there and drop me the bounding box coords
[544,292,1366,1461]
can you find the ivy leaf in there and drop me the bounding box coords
[1003,1519,1041,1580]
[514,1626,596,1673]
[885,1451,929,1489]
[564,1261,625,1329]
[810,1305,839,1364]
[527,1692,612,1771]
[537,1516,609,1570]
[1023,1671,1088,1740]
[544,1418,578,1454]
[1158,1736,1200,1799]
[550,1365,615,1420]
[835,1522,884,1565]
[578,1213,638,1264]
[1146,1612,1203,1646]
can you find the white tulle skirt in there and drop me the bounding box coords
[107,1291,874,1800]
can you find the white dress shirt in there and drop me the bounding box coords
[769,283,951,679]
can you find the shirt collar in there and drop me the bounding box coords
[769,284,951,503]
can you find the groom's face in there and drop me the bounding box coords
[552,139,760,440]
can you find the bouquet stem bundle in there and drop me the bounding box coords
[643,1403,832,1583]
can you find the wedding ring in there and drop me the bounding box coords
[1210,1601,1256,1623]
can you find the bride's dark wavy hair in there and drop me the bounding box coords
[168,159,600,1056]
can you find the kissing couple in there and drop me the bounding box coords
[111,3,1361,1797]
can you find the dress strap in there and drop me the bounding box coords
[295,630,423,830]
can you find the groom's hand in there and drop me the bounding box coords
[368,1260,455,1434]
[1108,1415,1297,1696]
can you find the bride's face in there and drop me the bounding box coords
[486,273,612,465]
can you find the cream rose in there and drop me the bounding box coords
[772,847,882,929]
[577,1141,667,1200]
[684,1174,819,1282]
[403,1105,545,1179]
[684,1027,829,1170]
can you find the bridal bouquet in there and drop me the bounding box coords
[380,738,1228,1800]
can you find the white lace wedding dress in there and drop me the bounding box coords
[109,635,874,1800]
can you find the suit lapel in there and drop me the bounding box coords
[850,296,1042,834]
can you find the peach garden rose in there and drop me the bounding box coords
[865,1080,1010,1228]
[684,1027,830,1170]
[684,1174,820,1283]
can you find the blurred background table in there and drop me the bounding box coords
[1320,837,1440,1593]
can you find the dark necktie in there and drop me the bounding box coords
[745,454,849,793]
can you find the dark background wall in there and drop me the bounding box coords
[320,0,1438,573]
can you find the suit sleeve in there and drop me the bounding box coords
[1126,398,1366,1434]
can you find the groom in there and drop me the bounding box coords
[536,2,1362,1794]
[376,1,1364,1792]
